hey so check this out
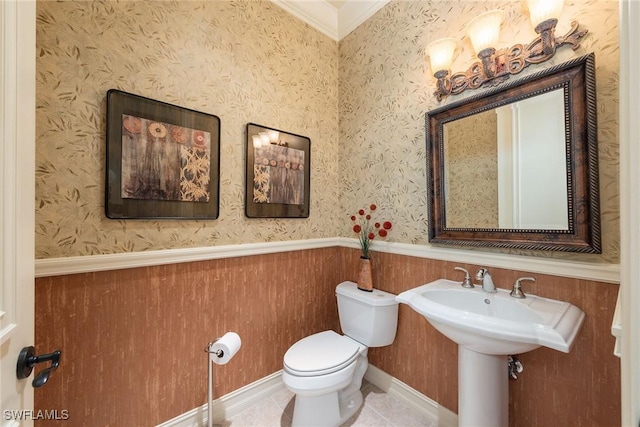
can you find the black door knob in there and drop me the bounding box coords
[16,346,61,388]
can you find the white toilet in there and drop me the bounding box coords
[282,281,399,427]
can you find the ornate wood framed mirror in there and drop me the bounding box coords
[426,53,600,253]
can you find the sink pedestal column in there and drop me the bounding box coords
[458,347,508,427]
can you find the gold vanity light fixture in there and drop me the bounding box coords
[427,0,588,101]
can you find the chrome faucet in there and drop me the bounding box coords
[475,268,497,293]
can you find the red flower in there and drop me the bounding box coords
[348,203,393,259]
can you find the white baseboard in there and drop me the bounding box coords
[156,370,285,427]
[157,366,457,427]
[364,364,458,427]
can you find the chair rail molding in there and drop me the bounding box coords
[35,238,619,284]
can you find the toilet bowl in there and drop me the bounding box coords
[282,281,399,427]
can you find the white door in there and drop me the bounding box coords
[0,1,36,426]
[495,90,568,230]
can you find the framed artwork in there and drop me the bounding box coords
[105,89,220,219]
[245,123,310,218]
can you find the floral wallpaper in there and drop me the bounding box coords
[35,0,339,258]
[36,0,619,264]
[338,0,619,263]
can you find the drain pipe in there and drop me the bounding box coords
[508,356,523,380]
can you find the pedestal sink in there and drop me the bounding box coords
[396,278,585,427]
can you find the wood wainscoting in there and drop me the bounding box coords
[34,248,342,426]
[338,248,621,427]
[35,246,620,426]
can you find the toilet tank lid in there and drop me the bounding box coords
[336,281,398,306]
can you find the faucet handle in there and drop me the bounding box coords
[510,277,535,299]
[454,267,474,288]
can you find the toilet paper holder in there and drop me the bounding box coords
[204,342,224,359]
[204,342,221,427]
[204,333,241,427]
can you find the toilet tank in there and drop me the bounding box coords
[336,281,399,347]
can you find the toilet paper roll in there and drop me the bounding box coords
[209,332,242,365]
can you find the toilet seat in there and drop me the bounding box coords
[284,330,361,377]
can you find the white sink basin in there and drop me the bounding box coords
[396,278,585,355]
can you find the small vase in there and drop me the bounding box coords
[357,257,373,292]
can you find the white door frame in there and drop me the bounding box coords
[0,0,36,424]
[619,0,640,425]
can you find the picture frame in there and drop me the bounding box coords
[105,89,220,219]
[245,123,310,218]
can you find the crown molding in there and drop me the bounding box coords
[336,0,390,40]
[270,0,389,41]
[271,0,339,40]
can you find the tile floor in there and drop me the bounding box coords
[221,380,438,427]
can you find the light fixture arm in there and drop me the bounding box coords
[433,20,588,101]
[478,47,498,79]
[534,18,558,56]
[433,70,452,101]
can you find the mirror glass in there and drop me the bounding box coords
[426,53,601,253]
[443,89,569,230]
